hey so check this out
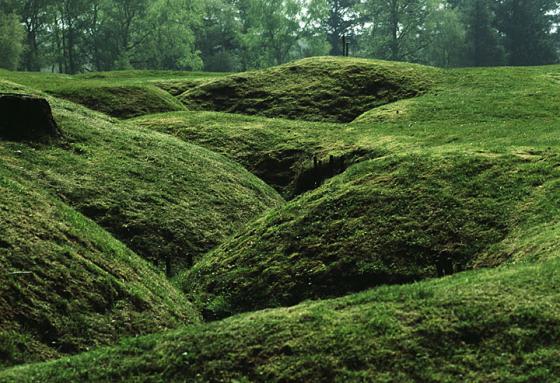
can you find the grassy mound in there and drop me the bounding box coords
[0,81,283,273]
[132,111,386,198]
[3,254,560,382]
[181,152,559,319]
[0,69,224,91]
[0,167,200,369]
[47,85,185,118]
[178,57,437,122]
[352,66,560,128]
[0,69,226,119]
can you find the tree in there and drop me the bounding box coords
[462,0,504,66]
[235,0,308,68]
[137,0,203,70]
[361,0,435,62]
[497,0,559,66]
[196,0,243,71]
[309,0,361,55]
[0,11,25,70]
[14,0,53,71]
[423,4,467,67]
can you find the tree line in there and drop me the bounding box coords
[1,0,559,73]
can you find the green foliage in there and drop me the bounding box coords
[3,0,204,73]
[308,0,360,56]
[360,0,435,62]
[461,0,505,66]
[242,0,309,67]
[0,167,200,369]
[196,0,244,72]
[179,57,437,122]
[4,0,560,72]
[496,0,559,66]
[0,12,24,70]
[422,3,467,67]
[135,0,204,70]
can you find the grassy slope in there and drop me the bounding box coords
[351,66,560,150]
[3,60,560,381]
[47,85,186,118]
[179,57,436,122]
[180,151,560,319]
[0,69,225,118]
[0,166,200,369]
[132,65,560,198]
[131,111,388,198]
[2,255,560,382]
[0,81,283,272]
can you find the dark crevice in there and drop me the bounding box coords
[248,148,381,199]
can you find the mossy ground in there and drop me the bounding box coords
[2,255,560,382]
[179,57,436,122]
[0,80,283,273]
[181,151,560,319]
[0,166,200,369]
[0,69,224,118]
[2,58,560,382]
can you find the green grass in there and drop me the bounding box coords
[179,151,560,319]
[351,65,560,149]
[0,69,225,118]
[46,85,186,118]
[0,165,200,369]
[3,57,560,381]
[0,80,283,273]
[0,69,225,90]
[131,111,387,198]
[2,254,560,382]
[133,63,560,198]
[178,57,437,122]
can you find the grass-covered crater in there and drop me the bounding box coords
[0,81,284,273]
[0,167,200,369]
[132,111,386,198]
[179,57,437,123]
[181,151,559,319]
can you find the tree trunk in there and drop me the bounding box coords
[389,0,400,60]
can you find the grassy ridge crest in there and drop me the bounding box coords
[179,57,437,122]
